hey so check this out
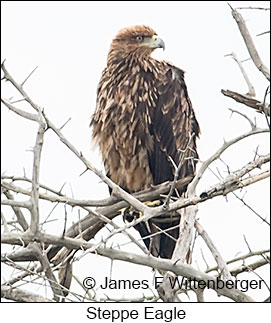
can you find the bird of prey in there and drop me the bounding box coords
[90,25,200,259]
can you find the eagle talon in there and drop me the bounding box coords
[121,200,161,222]
[121,206,140,222]
[144,200,162,207]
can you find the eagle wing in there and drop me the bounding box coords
[134,63,200,258]
[148,63,199,193]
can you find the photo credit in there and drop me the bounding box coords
[83,275,264,293]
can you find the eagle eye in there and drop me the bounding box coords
[135,35,144,42]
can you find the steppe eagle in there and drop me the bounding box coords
[91,25,200,258]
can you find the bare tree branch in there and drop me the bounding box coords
[2,262,38,287]
[229,108,256,129]
[1,98,38,121]
[164,133,195,207]
[235,6,270,11]
[230,7,270,81]
[29,242,64,301]
[225,52,255,96]
[2,155,269,265]
[21,66,38,86]
[262,85,270,129]
[1,285,54,302]
[1,175,68,197]
[195,221,233,281]
[221,89,270,116]
[1,199,31,209]
[206,249,270,274]
[230,258,269,277]
[1,61,40,112]
[256,31,270,37]
[30,112,46,234]
[1,176,193,208]
[2,190,29,231]
[1,230,255,302]
[189,130,269,193]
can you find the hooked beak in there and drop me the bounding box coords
[152,35,165,50]
[145,35,165,51]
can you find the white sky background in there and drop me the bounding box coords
[1,0,270,309]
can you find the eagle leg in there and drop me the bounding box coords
[121,200,162,234]
[121,200,161,221]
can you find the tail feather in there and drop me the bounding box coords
[134,215,180,259]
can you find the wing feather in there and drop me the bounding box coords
[148,63,199,194]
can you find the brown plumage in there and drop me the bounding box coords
[91,25,200,258]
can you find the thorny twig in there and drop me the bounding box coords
[225,52,255,96]
[230,6,270,81]
[164,133,195,207]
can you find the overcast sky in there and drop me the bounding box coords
[1,1,270,308]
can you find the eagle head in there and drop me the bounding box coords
[108,25,165,62]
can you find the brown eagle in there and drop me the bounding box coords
[91,26,200,259]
